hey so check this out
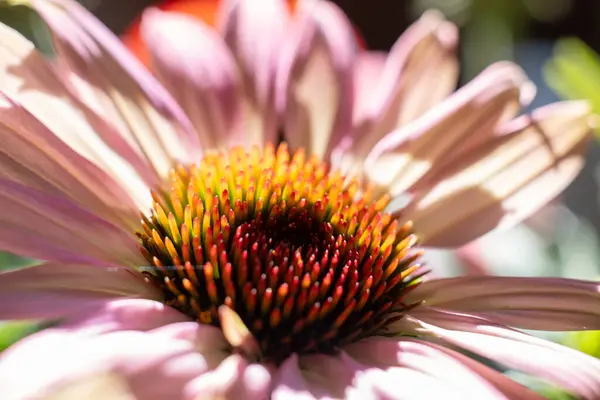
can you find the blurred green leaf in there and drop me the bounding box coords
[536,389,577,400]
[0,252,37,272]
[0,321,40,352]
[0,252,40,352]
[544,37,600,135]
[565,330,600,359]
[0,2,54,55]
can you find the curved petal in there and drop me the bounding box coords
[351,363,501,400]
[28,0,201,177]
[218,0,290,146]
[277,0,355,160]
[141,9,244,150]
[0,20,159,202]
[410,339,544,399]
[295,353,370,399]
[405,101,593,247]
[344,337,521,399]
[365,62,533,197]
[349,11,459,159]
[271,354,334,399]
[60,299,191,336]
[351,51,387,125]
[0,263,160,321]
[185,354,271,400]
[380,11,459,127]
[149,322,229,369]
[0,180,143,267]
[0,328,209,400]
[407,276,600,331]
[412,310,600,399]
[0,88,143,230]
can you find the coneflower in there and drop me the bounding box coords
[0,1,598,399]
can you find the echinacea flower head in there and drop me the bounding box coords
[0,0,598,399]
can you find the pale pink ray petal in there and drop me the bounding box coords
[0,180,143,267]
[218,0,290,146]
[469,310,600,331]
[0,21,160,196]
[60,299,191,336]
[0,263,160,321]
[382,11,459,127]
[291,352,382,400]
[28,0,201,177]
[184,354,271,400]
[404,101,593,247]
[349,11,459,159]
[330,51,386,172]
[344,337,515,399]
[141,9,243,150]
[277,0,355,160]
[364,62,533,197]
[407,276,600,330]
[295,354,363,400]
[348,364,494,400]
[351,51,387,126]
[59,298,190,336]
[0,90,144,230]
[406,339,544,399]
[412,310,600,399]
[271,354,332,399]
[0,328,209,400]
[149,322,230,370]
[273,350,492,400]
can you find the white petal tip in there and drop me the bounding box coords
[519,80,537,105]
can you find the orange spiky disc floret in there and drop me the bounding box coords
[137,143,426,363]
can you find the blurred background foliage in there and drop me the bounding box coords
[0,0,599,398]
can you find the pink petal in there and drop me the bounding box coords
[0,21,160,195]
[330,51,386,173]
[271,354,330,399]
[29,0,201,177]
[345,337,514,399]
[218,0,290,146]
[351,51,387,126]
[349,11,459,159]
[365,62,533,197]
[149,322,229,369]
[185,354,271,400]
[381,11,459,126]
[0,263,160,321]
[351,363,496,400]
[141,8,244,149]
[292,353,370,399]
[0,327,209,400]
[409,339,544,399]
[0,90,143,230]
[0,179,143,266]
[277,0,355,160]
[60,298,191,336]
[413,309,600,399]
[408,276,600,330]
[405,101,593,247]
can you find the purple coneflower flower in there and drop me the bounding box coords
[0,0,598,399]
